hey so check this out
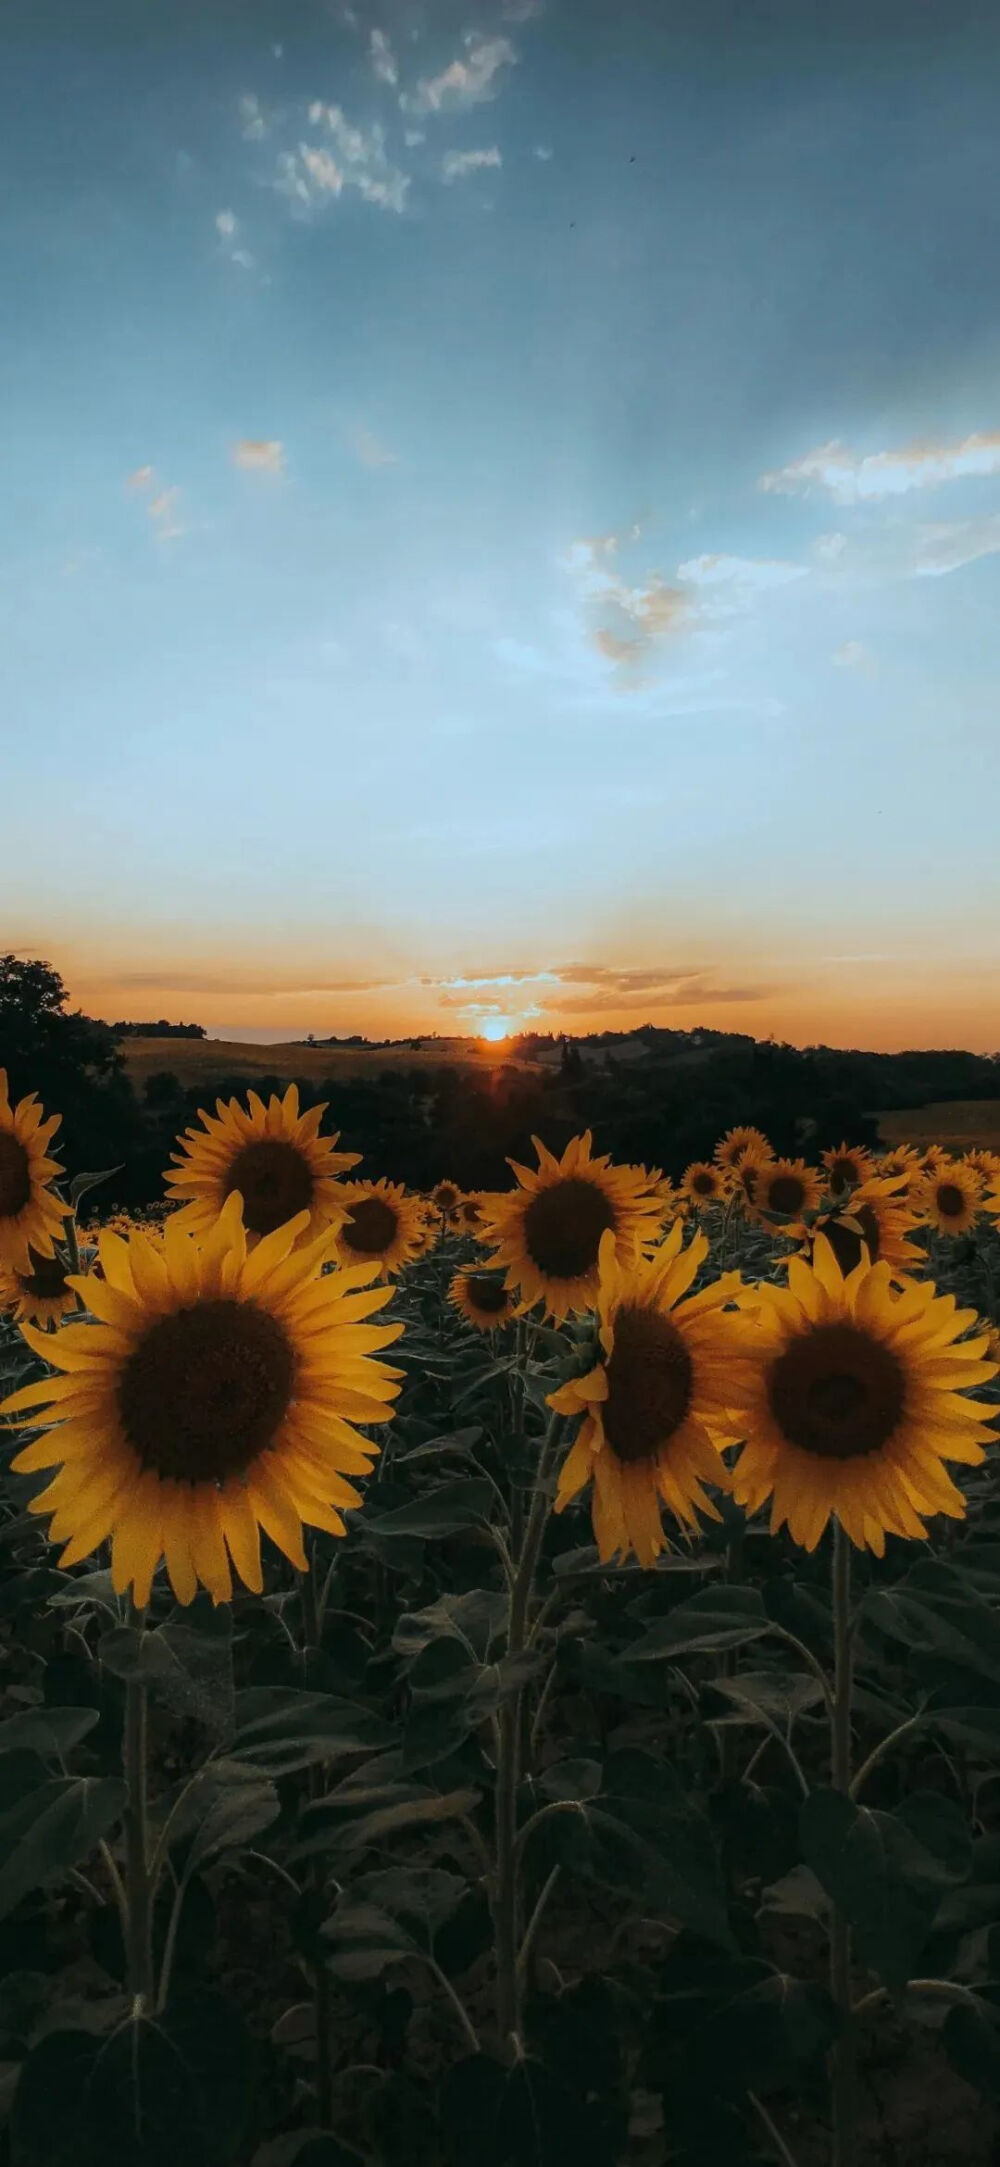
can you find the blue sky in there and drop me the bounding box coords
[3,0,999,1048]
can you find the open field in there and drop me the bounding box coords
[119,1034,542,1091]
[876,1099,1000,1149]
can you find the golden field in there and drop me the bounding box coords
[876,1098,1000,1149]
[118,1033,542,1090]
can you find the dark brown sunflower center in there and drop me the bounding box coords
[936,1183,966,1218]
[829,1158,858,1193]
[0,1133,31,1219]
[522,1177,617,1280]
[602,1303,694,1465]
[766,1174,806,1215]
[222,1139,315,1236]
[118,1297,295,1482]
[768,1322,904,1461]
[824,1203,881,1276]
[461,1200,482,1224]
[18,1246,71,1298]
[435,1186,459,1210]
[739,1164,760,1199]
[466,1274,508,1315]
[692,1171,717,1197]
[342,1196,399,1255]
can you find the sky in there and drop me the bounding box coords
[2,0,1000,1052]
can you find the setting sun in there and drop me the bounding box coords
[480,1016,515,1043]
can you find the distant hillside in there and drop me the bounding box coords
[118,1034,545,1091]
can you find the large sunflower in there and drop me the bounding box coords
[728,1233,998,1555]
[547,1224,752,1567]
[912,1160,983,1237]
[714,1125,772,1173]
[331,1177,427,1280]
[680,1161,725,1208]
[726,1140,776,1209]
[965,1149,1000,1184]
[794,1173,924,1280]
[164,1085,359,1247]
[0,1195,403,1606]
[821,1141,874,1196]
[0,1072,68,1274]
[479,1132,665,1321]
[753,1158,823,1223]
[876,1144,922,1187]
[0,1246,81,1330]
[450,1268,518,1333]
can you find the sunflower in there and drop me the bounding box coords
[0,1246,81,1330]
[919,1144,948,1175]
[911,1160,983,1237]
[714,1125,772,1173]
[431,1181,462,1218]
[728,1233,998,1555]
[0,1072,69,1274]
[330,1177,427,1279]
[753,1158,823,1223]
[725,1141,776,1209]
[794,1173,924,1280]
[164,1085,359,1247]
[680,1161,725,1207]
[478,1132,666,1322]
[821,1141,875,1196]
[450,1268,518,1332]
[547,1223,752,1567]
[964,1149,1000,1184]
[456,1192,488,1234]
[876,1145,921,1186]
[0,1195,403,1606]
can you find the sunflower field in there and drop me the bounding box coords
[2,1076,1000,2167]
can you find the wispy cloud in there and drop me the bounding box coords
[280,105,410,213]
[402,32,516,116]
[238,92,267,141]
[126,466,183,541]
[369,27,398,86]
[534,144,553,160]
[214,208,254,269]
[441,146,501,183]
[831,640,871,668]
[760,429,1000,503]
[565,532,689,672]
[231,439,285,475]
[353,425,397,469]
[676,553,806,591]
[908,513,1000,577]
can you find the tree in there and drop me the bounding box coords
[0,954,141,1192]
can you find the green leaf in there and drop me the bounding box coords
[628,1586,770,1659]
[293,1776,480,1862]
[0,1707,99,1760]
[536,1747,732,1949]
[0,1776,125,1923]
[181,1767,280,1872]
[321,1866,469,1981]
[441,2051,620,2167]
[9,1989,254,2167]
[363,1478,496,1540]
[393,1588,507,1663]
[230,1689,394,1776]
[99,1610,234,1736]
[397,1427,486,1465]
[68,1167,123,1207]
[799,1788,969,1990]
[944,1992,1000,2100]
[706,1669,825,1728]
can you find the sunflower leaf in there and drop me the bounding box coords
[0,1775,125,1923]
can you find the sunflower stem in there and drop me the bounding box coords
[829,1519,856,2167]
[123,1601,155,2016]
[301,1532,335,2131]
[493,1409,563,2056]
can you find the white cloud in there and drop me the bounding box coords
[126,466,182,540]
[760,429,1000,503]
[215,208,254,269]
[238,92,266,141]
[286,105,409,214]
[534,144,553,159]
[441,145,501,183]
[299,144,344,195]
[831,641,870,668]
[404,128,425,146]
[354,426,397,469]
[403,32,516,116]
[126,465,154,491]
[215,209,237,238]
[909,514,1000,577]
[231,439,285,475]
[370,28,398,85]
[676,553,806,589]
[814,531,847,561]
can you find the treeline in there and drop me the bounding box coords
[111,1020,206,1038]
[1,954,998,1214]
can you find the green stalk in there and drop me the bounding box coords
[123,1603,154,2015]
[493,1409,562,2054]
[301,1538,334,2130]
[829,1520,855,2167]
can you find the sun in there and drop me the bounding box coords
[480,1016,514,1042]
